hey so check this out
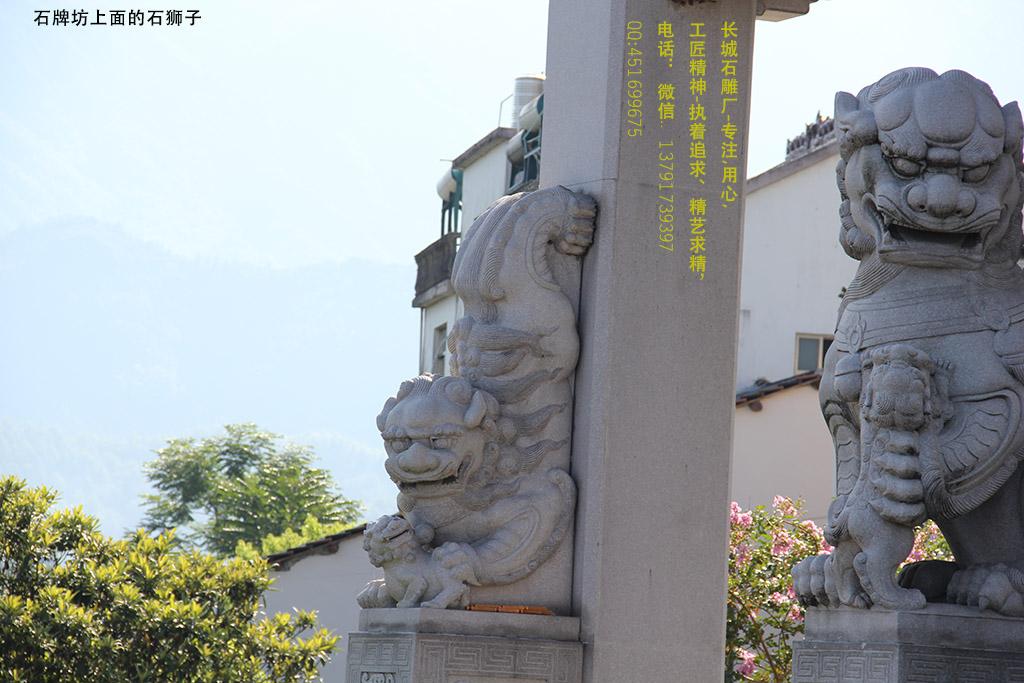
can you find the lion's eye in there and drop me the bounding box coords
[389,438,411,452]
[889,157,923,178]
[430,436,453,450]
[962,164,991,183]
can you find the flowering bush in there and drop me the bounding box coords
[725,498,952,682]
[903,518,954,567]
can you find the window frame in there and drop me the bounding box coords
[793,332,833,374]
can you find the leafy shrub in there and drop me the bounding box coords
[0,476,336,682]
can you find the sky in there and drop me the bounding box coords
[3,1,1023,268]
[2,0,1024,533]
[0,0,552,268]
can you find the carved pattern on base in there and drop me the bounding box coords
[347,633,581,683]
[794,641,1024,683]
[793,645,895,683]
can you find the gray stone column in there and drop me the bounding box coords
[541,0,758,680]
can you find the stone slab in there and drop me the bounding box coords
[347,630,582,683]
[359,608,581,642]
[793,606,1024,682]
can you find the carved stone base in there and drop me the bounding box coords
[347,608,582,683]
[793,604,1024,682]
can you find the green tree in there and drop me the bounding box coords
[141,424,363,556]
[0,476,336,682]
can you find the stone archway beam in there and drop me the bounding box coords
[757,0,817,21]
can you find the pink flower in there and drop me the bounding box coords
[729,502,753,529]
[736,648,756,677]
[771,530,794,556]
[734,542,751,566]
[801,519,822,535]
[773,495,797,516]
[787,603,804,623]
[768,591,790,605]
[800,519,831,551]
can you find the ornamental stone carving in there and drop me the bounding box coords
[793,67,1024,616]
[357,187,595,609]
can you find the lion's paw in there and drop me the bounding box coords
[356,579,393,608]
[432,542,480,585]
[971,564,1024,617]
[793,554,837,607]
[947,564,993,607]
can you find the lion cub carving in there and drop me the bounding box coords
[355,515,478,610]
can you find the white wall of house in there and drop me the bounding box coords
[460,144,511,228]
[731,385,835,525]
[263,535,382,683]
[736,148,858,389]
[416,139,509,377]
[418,292,461,376]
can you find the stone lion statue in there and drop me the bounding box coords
[794,67,1024,616]
[364,375,574,606]
[355,515,477,609]
[357,188,594,611]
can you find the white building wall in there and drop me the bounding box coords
[418,293,461,375]
[736,150,858,389]
[416,142,509,377]
[460,144,510,228]
[730,386,835,525]
[263,536,382,683]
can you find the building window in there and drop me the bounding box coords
[431,324,448,376]
[795,333,833,373]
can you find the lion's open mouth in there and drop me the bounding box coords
[883,219,983,254]
[398,474,458,491]
[866,198,988,266]
[397,460,469,495]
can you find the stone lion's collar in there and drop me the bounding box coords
[836,281,1024,353]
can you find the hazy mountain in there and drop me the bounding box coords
[0,220,419,533]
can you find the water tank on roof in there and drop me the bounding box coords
[518,94,543,133]
[506,130,526,163]
[436,167,458,200]
[511,75,544,130]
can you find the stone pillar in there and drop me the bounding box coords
[541,0,759,680]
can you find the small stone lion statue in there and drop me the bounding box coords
[355,515,478,610]
[820,345,948,610]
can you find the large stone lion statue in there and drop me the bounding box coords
[356,187,595,610]
[368,374,575,604]
[794,67,1024,616]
